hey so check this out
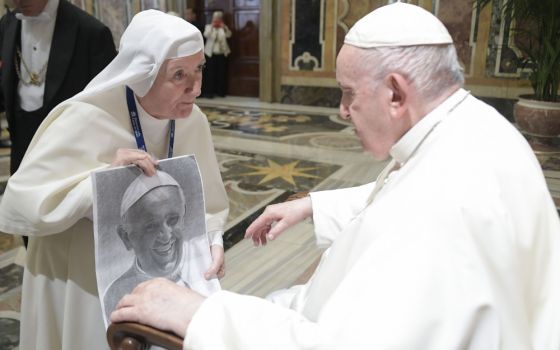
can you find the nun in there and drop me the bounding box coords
[0,10,228,350]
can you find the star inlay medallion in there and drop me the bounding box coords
[241,159,320,185]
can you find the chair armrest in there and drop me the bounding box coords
[107,322,183,350]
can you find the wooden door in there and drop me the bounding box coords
[228,0,259,97]
[200,0,260,97]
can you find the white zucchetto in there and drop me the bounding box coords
[120,170,185,217]
[345,2,452,48]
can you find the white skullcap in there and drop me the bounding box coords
[345,2,452,48]
[120,170,185,217]
[70,10,203,101]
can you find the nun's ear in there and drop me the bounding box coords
[117,225,133,250]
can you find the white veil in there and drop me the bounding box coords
[73,9,204,101]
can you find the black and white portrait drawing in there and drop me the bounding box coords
[92,155,220,326]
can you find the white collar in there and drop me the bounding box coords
[390,88,470,166]
[15,0,59,22]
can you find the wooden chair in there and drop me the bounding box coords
[107,191,312,349]
[107,322,183,350]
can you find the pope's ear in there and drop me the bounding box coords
[385,73,410,119]
[117,225,133,250]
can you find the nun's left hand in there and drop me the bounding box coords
[205,245,225,279]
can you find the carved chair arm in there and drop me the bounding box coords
[107,322,183,350]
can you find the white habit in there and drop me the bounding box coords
[0,85,228,349]
[0,86,228,350]
[184,90,560,349]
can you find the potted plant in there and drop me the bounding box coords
[478,0,560,151]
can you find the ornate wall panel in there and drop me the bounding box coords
[436,1,478,77]
[280,0,534,105]
[289,0,325,71]
[485,0,530,78]
[335,0,382,54]
[281,0,337,80]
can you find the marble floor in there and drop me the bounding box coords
[1,96,559,349]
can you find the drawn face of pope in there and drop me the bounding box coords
[118,172,187,277]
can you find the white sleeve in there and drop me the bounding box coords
[184,291,324,350]
[183,224,503,350]
[207,230,223,247]
[310,182,375,245]
[0,103,111,236]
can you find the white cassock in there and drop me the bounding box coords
[185,89,560,350]
[0,86,229,350]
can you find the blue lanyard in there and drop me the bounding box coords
[125,86,175,159]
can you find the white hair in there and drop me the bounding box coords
[360,44,464,101]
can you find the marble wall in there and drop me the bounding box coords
[0,0,535,110]
[279,0,535,108]
[280,85,341,108]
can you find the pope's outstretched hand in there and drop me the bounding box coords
[244,196,313,246]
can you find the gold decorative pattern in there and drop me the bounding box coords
[241,159,320,186]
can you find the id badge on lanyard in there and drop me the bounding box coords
[125,86,175,159]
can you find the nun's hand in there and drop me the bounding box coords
[111,148,159,176]
[205,245,225,279]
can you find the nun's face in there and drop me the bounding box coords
[139,51,205,119]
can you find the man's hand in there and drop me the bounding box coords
[110,278,205,338]
[205,244,225,279]
[244,196,313,246]
[111,148,158,176]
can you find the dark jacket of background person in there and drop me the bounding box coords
[0,0,116,174]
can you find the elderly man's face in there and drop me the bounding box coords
[336,45,399,160]
[13,0,48,16]
[139,51,205,119]
[122,186,186,277]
